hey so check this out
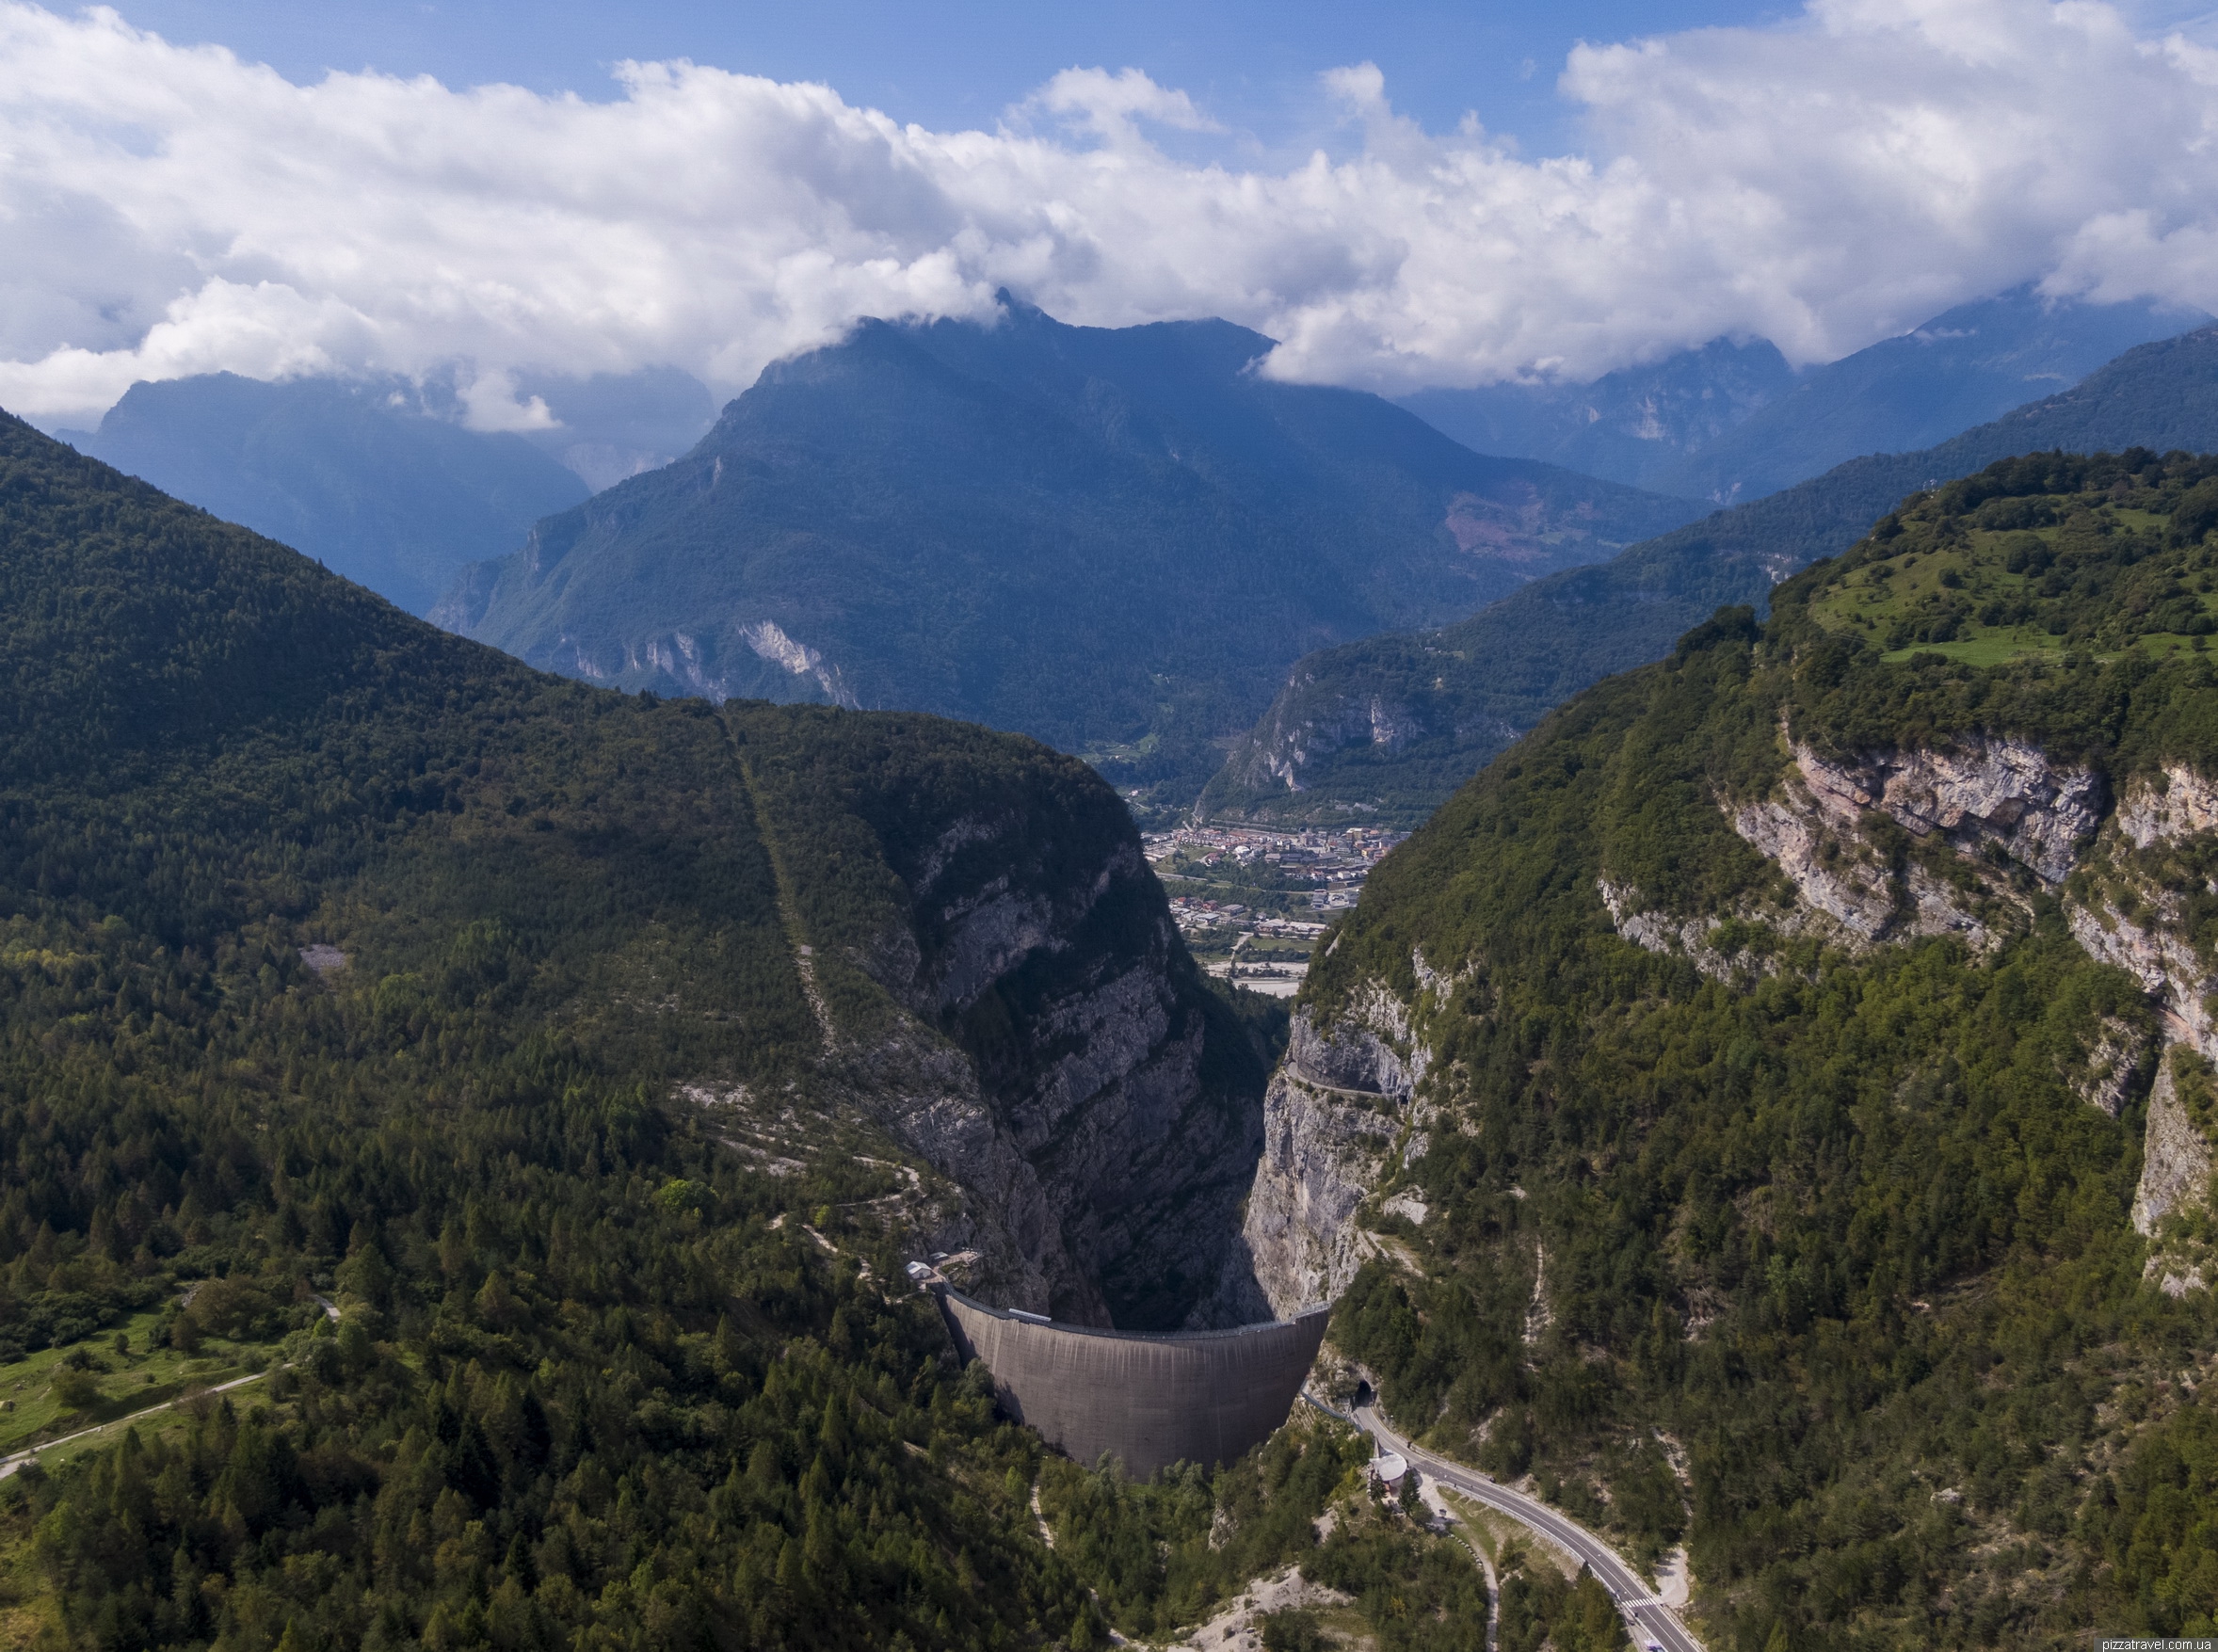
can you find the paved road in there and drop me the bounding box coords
[0,1368,271,1480]
[1335,1401,1704,1652]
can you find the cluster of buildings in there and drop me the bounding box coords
[1143,823,1410,998]
[1141,823,1406,906]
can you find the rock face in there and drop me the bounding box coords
[1244,1001,1428,1317]
[1217,675,1437,795]
[1599,876,1786,981]
[732,729,1273,1333]
[2069,773,2218,1055]
[2116,764,2218,849]
[1725,736,2104,953]
[1262,739,2218,1307]
[2131,1057,2214,1237]
[1789,735,2105,882]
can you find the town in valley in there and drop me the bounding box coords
[1143,822,1407,997]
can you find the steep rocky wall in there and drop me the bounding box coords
[1735,735,2100,951]
[886,825,1269,1331]
[2067,774,2218,1057]
[733,722,1273,1332]
[2132,1056,2213,1237]
[1672,744,2218,1288]
[1213,671,1434,798]
[1243,994,1432,1317]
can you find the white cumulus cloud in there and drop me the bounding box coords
[3,0,2218,425]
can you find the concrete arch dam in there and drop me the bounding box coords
[931,1285,1330,1478]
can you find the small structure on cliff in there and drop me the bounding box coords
[924,1280,1330,1477]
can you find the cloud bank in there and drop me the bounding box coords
[4,0,2218,425]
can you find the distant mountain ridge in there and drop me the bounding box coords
[54,366,719,616]
[65,374,590,617]
[436,296,1701,805]
[1205,323,2218,824]
[1652,285,2210,503]
[1399,287,2203,498]
[1398,337,1796,490]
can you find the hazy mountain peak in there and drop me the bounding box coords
[441,301,1700,806]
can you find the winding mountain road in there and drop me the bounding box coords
[1331,1399,1704,1652]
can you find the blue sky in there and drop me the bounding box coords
[99,0,1793,153]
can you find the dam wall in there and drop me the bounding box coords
[932,1285,1330,1477]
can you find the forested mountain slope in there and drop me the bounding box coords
[64,374,591,617]
[434,296,1699,806]
[0,409,1329,1647]
[1208,325,2218,825]
[1246,451,2218,1647]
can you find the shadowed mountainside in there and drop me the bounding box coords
[1651,286,2206,505]
[0,405,1275,1332]
[63,374,590,617]
[435,297,1701,806]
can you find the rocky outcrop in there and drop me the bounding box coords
[2073,1018,2149,1118]
[2066,901,2218,1054]
[2131,1054,2213,1237]
[2068,769,2218,1059]
[846,809,1264,1332]
[2116,764,2218,850]
[1242,746,2218,1308]
[718,713,1275,1333]
[1243,1002,1428,1318]
[1791,735,2104,883]
[1723,735,2104,954]
[1214,675,1433,796]
[2132,1048,2217,1296]
[1599,876,1800,980]
[1602,733,2092,968]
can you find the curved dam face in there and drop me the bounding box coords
[932,1286,1330,1478]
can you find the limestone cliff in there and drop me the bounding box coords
[1244,989,1434,1317]
[2131,1055,2214,1238]
[2129,1050,2217,1296]
[1211,672,1439,798]
[2067,770,2218,1054]
[729,714,1273,1332]
[1741,734,2098,949]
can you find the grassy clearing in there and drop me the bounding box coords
[1438,1489,1581,1581]
[1877,633,2068,666]
[1808,502,2218,668]
[0,1306,281,1462]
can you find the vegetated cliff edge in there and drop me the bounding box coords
[1206,324,2218,826]
[0,407,1269,1334]
[1240,451,2218,1645]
